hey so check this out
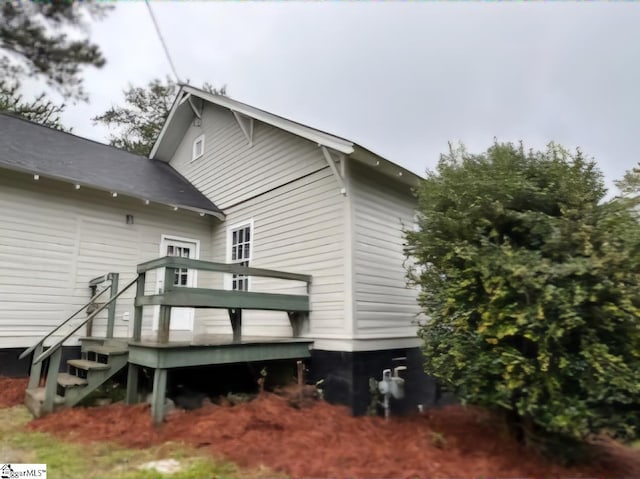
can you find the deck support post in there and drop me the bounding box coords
[151,368,168,426]
[133,273,145,342]
[157,268,175,344]
[158,306,171,344]
[125,363,140,405]
[228,308,242,343]
[287,312,310,337]
[27,342,44,389]
[42,348,62,414]
[86,286,95,337]
[106,273,119,339]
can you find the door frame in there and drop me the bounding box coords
[153,234,201,331]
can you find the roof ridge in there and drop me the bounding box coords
[182,85,354,145]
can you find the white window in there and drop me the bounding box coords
[192,134,205,161]
[229,222,252,291]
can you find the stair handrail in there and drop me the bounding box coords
[18,285,112,361]
[32,276,139,365]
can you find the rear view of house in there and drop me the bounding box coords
[0,87,436,419]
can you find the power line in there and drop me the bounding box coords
[145,0,181,83]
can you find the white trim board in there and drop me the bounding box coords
[311,336,422,352]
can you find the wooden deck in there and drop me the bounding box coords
[127,333,313,369]
[24,257,313,425]
[134,332,311,347]
[125,333,313,424]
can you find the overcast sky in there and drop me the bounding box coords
[62,2,640,192]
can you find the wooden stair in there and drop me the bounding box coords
[25,339,129,417]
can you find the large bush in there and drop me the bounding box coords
[405,143,640,445]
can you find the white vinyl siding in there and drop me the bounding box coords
[164,101,420,348]
[350,161,421,339]
[168,104,327,210]
[0,169,215,349]
[205,168,346,338]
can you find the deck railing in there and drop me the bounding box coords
[134,256,312,343]
[19,258,312,422]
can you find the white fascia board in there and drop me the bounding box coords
[175,204,226,221]
[182,85,356,155]
[149,86,186,160]
[350,144,423,187]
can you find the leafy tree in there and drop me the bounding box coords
[615,165,640,199]
[0,1,108,101]
[405,142,640,452]
[93,77,226,157]
[0,80,68,131]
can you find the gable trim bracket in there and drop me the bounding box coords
[178,92,191,106]
[188,97,202,119]
[321,146,347,196]
[232,110,254,147]
[178,92,202,119]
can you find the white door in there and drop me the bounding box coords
[154,237,198,331]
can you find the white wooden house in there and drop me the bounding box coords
[0,86,436,417]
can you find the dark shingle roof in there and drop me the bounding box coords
[0,113,223,218]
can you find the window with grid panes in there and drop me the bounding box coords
[230,224,251,291]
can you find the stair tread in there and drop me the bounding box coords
[26,387,65,405]
[86,345,128,355]
[67,359,110,370]
[57,372,88,387]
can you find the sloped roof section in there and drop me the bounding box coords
[0,113,224,219]
[151,85,422,187]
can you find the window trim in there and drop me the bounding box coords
[225,219,254,291]
[191,134,205,162]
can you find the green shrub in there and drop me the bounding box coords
[405,142,640,449]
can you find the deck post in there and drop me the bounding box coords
[106,272,119,339]
[125,363,140,404]
[158,306,171,343]
[42,348,62,414]
[228,308,242,343]
[287,312,310,337]
[157,268,175,344]
[27,342,44,389]
[151,368,168,425]
[86,285,95,337]
[132,273,145,342]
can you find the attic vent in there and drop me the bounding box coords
[192,134,205,161]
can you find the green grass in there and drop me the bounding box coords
[0,406,245,479]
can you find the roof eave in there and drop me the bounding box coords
[1,164,225,221]
[350,144,423,187]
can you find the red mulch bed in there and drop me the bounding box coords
[0,376,28,407]
[22,390,640,478]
